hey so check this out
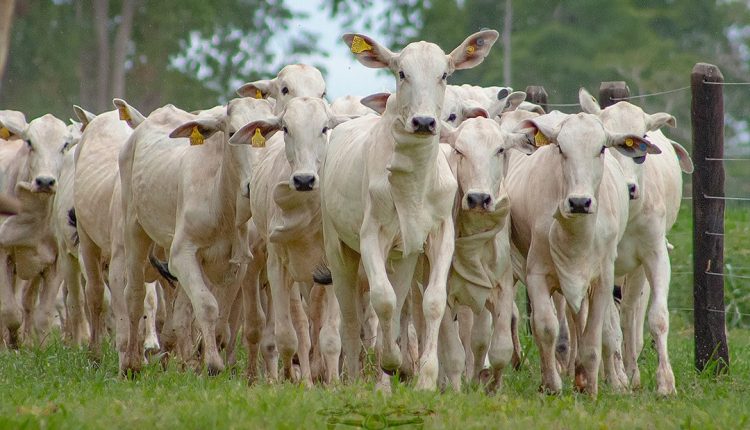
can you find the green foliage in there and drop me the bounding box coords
[0,0,319,118]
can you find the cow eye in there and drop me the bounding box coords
[229,131,235,138]
[447,113,457,122]
[322,126,329,134]
[322,91,327,98]
[25,139,33,150]
[496,147,504,155]
[283,126,289,134]
[600,146,606,155]
[281,87,289,95]
[454,147,463,156]
[441,72,448,80]
[398,71,405,80]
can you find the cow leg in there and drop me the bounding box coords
[485,280,515,393]
[141,282,160,354]
[34,267,63,345]
[290,282,313,386]
[575,272,613,397]
[122,220,152,374]
[242,266,265,383]
[224,288,243,369]
[417,219,454,390]
[361,282,378,351]
[328,240,362,382]
[162,287,194,368]
[456,305,475,380]
[61,252,88,346]
[471,307,492,382]
[107,242,131,364]
[169,240,223,375]
[398,290,417,378]
[527,273,561,394]
[642,244,676,395]
[20,277,39,345]
[319,284,341,384]
[265,251,297,382]
[601,297,627,392]
[437,305,463,391]
[510,299,522,370]
[0,253,22,348]
[553,292,570,375]
[308,283,326,382]
[78,227,107,360]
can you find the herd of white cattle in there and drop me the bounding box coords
[0,29,695,397]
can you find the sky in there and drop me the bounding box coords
[287,0,395,100]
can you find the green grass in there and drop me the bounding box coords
[0,203,748,429]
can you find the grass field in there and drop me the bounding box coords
[1,204,749,429]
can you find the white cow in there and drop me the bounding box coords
[580,88,693,395]
[117,97,272,374]
[437,115,536,392]
[0,112,68,347]
[330,95,378,117]
[237,64,327,115]
[236,96,349,385]
[504,109,661,396]
[442,85,526,126]
[320,30,499,389]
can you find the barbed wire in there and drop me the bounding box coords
[702,81,750,86]
[611,85,691,101]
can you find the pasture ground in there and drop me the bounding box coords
[0,204,748,430]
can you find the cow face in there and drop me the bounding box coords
[579,88,676,200]
[519,112,660,218]
[230,97,350,192]
[6,114,68,193]
[237,64,327,114]
[442,117,535,212]
[343,30,499,137]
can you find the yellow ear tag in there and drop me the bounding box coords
[118,106,131,121]
[534,130,549,147]
[0,127,10,139]
[350,35,373,54]
[251,128,266,148]
[624,138,635,147]
[466,45,476,55]
[189,126,204,146]
[255,89,263,99]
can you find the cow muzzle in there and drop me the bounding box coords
[565,195,594,215]
[465,192,493,212]
[33,176,57,193]
[292,174,316,192]
[409,116,437,135]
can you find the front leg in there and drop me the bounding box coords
[418,218,454,390]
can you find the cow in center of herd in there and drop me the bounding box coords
[320,29,499,390]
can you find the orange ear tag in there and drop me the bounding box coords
[534,130,549,147]
[189,126,204,146]
[0,127,10,139]
[255,89,263,99]
[351,35,373,54]
[251,128,266,148]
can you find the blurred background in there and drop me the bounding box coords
[1,0,750,192]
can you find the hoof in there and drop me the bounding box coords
[207,362,225,376]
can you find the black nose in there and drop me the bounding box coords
[466,193,492,209]
[568,197,592,213]
[35,177,56,189]
[292,174,315,191]
[411,116,436,133]
[628,184,637,200]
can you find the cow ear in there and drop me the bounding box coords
[169,117,224,145]
[448,29,499,71]
[112,98,145,129]
[462,106,489,120]
[0,110,27,139]
[439,122,458,147]
[342,34,395,69]
[490,91,527,117]
[237,79,275,100]
[516,119,558,147]
[328,115,355,130]
[646,112,676,131]
[608,133,661,159]
[73,105,96,131]
[229,117,282,147]
[507,131,537,155]
[579,88,601,114]
[671,140,694,173]
[360,92,390,115]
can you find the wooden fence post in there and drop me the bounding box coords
[599,81,630,108]
[525,85,548,112]
[691,62,729,374]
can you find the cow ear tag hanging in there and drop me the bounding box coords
[251,128,266,148]
[190,126,205,146]
[351,35,373,54]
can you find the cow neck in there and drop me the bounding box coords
[385,115,440,255]
[213,136,242,226]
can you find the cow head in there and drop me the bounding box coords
[579,88,684,200]
[1,112,67,194]
[343,30,498,137]
[517,111,660,218]
[169,98,275,197]
[442,117,535,212]
[237,64,327,114]
[230,97,351,192]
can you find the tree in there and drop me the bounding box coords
[0,0,17,94]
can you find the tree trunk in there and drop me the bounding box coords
[93,0,110,112]
[502,0,512,85]
[110,0,138,99]
[0,0,17,95]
